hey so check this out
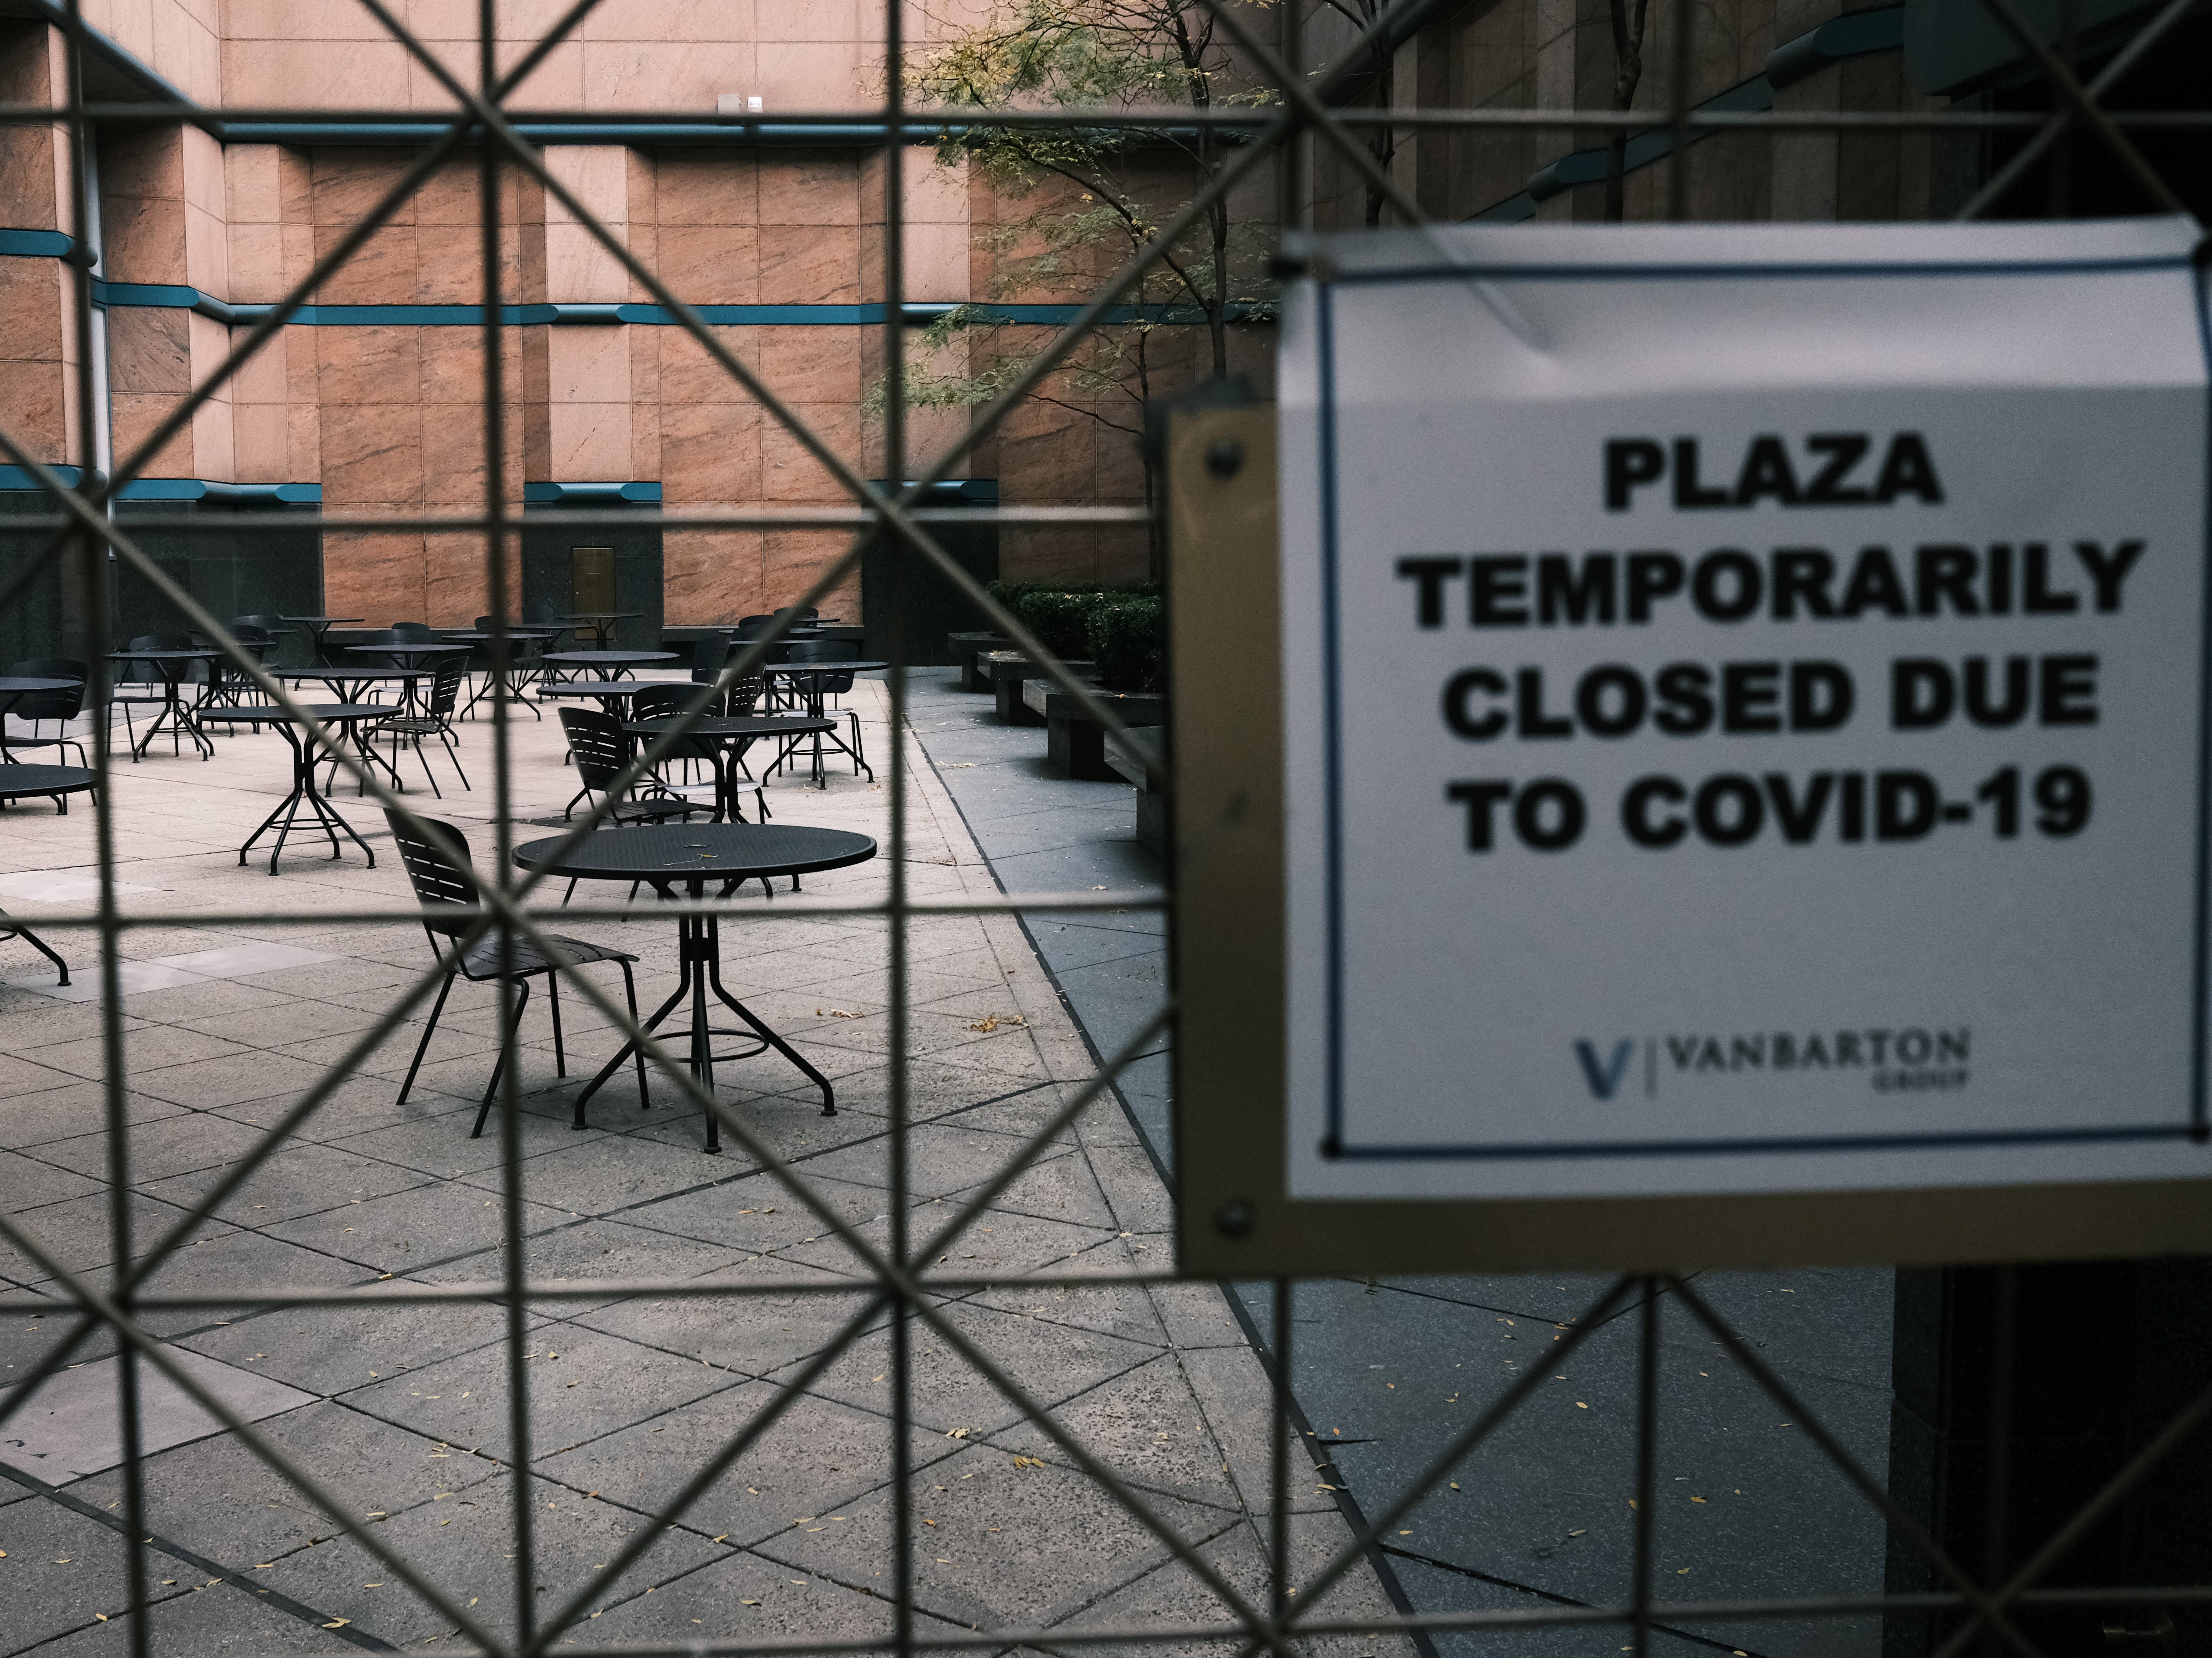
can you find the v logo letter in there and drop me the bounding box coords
[1575,1038,1635,1100]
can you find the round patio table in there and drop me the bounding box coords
[625,715,833,823]
[562,611,642,649]
[106,648,221,760]
[542,650,677,681]
[438,630,556,716]
[0,677,82,763]
[196,705,389,874]
[763,661,884,785]
[0,762,96,815]
[344,640,473,670]
[280,665,424,788]
[278,615,363,668]
[513,822,876,1149]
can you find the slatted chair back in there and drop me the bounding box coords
[690,635,729,683]
[426,653,468,721]
[391,622,434,642]
[724,672,766,714]
[123,634,194,685]
[7,659,85,722]
[560,706,633,795]
[385,810,481,945]
[354,628,402,647]
[784,638,859,694]
[734,615,776,637]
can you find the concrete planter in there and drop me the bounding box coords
[1021,678,1167,780]
[1104,724,1167,861]
[946,631,1012,691]
[980,651,1098,724]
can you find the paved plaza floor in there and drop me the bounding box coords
[0,681,1407,1656]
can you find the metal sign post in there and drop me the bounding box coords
[1177,217,2212,1276]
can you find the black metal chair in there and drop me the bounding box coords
[781,639,868,775]
[5,658,87,765]
[390,621,434,642]
[380,653,470,796]
[387,811,649,1133]
[556,707,711,903]
[204,625,275,723]
[688,636,730,711]
[1,906,69,986]
[629,680,733,795]
[115,633,196,758]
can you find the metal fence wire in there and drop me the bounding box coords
[0,0,2206,1654]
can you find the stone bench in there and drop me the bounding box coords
[1104,724,1166,861]
[1022,678,1167,781]
[980,651,1098,725]
[947,632,1012,691]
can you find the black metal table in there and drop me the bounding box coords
[536,681,663,719]
[439,629,556,715]
[0,763,96,814]
[562,611,642,650]
[763,661,884,785]
[0,677,81,763]
[542,650,678,682]
[107,648,221,760]
[625,715,833,822]
[344,641,472,670]
[279,615,363,668]
[512,823,876,1149]
[196,705,389,874]
[280,665,423,788]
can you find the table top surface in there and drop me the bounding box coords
[279,616,363,626]
[563,611,643,621]
[197,703,392,724]
[343,642,472,656]
[0,677,81,693]
[543,650,679,665]
[765,660,887,675]
[0,763,96,793]
[292,665,426,681]
[437,630,554,642]
[536,682,652,700]
[626,715,835,739]
[515,823,876,882]
[108,648,220,662]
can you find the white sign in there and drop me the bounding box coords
[1278,217,2212,1202]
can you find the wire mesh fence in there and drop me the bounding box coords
[0,0,2204,1654]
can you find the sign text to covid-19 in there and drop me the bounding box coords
[1405,432,2143,855]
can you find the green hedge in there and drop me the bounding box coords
[1086,593,1165,693]
[985,581,1165,691]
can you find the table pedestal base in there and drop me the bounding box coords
[574,910,835,1149]
[240,727,377,875]
[130,688,213,761]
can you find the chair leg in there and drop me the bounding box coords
[415,734,444,800]
[12,921,69,986]
[621,959,649,1110]
[471,977,532,1139]
[441,728,470,790]
[563,877,577,906]
[398,969,457,1106]
[546,967,566,1077]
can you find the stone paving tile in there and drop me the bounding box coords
[0,1495,146,1650]
[772,1296,1165,1439]
[532,1377,960,1548]
[31,1112,277,1187]
[140,1141,441,1227]
[762,1442,1240,1632]
[568,1255,884,1379]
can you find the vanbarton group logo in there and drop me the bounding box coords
[1575,1026,1972,1099]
